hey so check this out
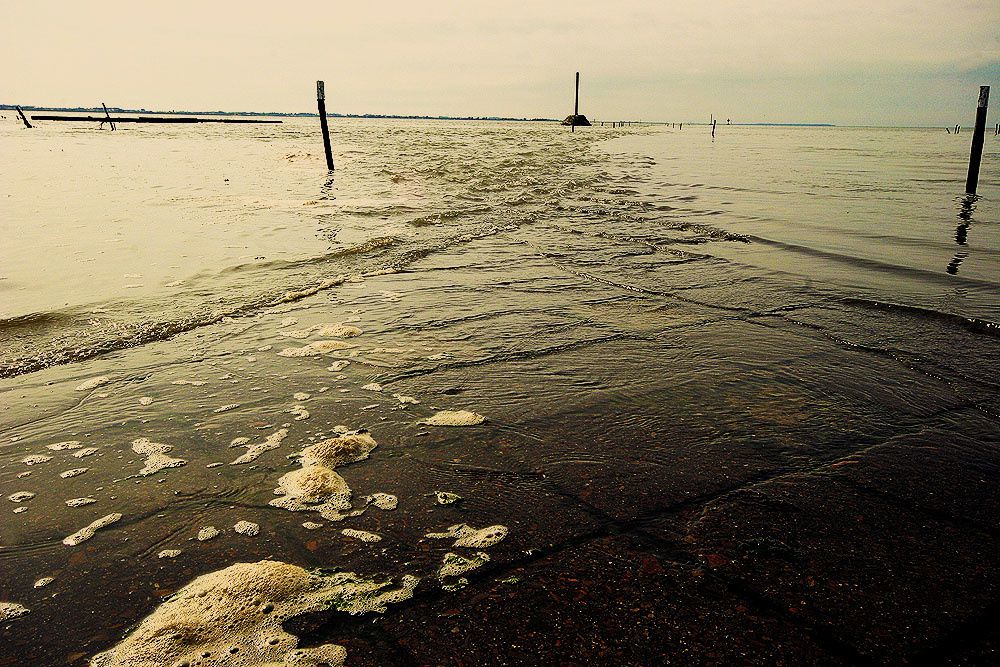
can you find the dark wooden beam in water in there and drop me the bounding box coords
[101,103,116,131]
[29,115,283,124]
[965,85,990,195]
[316,80,335,171]
[15,106,32,128]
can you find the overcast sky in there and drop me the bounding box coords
[3,1,997,125]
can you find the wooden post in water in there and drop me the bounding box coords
[965,86,990,195]
[101,103,116,131]
[15,106,32,128]
[316,80,335,171]
[711,119,717,138]
[572,71,580,133]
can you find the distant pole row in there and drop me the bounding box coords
[945,122,1000,135]
[303,78,990,190]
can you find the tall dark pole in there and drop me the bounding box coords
[317,80,335,171]
[965,86,989,195]
[575,72,580,116]
[573,71,580,133]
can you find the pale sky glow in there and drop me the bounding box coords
[3,1,997,125]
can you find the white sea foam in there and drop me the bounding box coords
[294,432,377,469]
[287,405,310,421]
[234,521,260,537]
[341,528,382,543]
[426,523,508,548]
[46,441,82,451]
[434,491,462,505]
[88,559,418,667]
[75,376,111,391]
[437,552,490,591]
[230,429,288,465]
[131,438,186,476]
[0,602,29,622]
[278,340,355,357]
[64,513,122,546]
[365,493,398,511]
[197,526,220,541]
[419,410,486,426]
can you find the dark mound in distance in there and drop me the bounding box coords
[561,114,592,126]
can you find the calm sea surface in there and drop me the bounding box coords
[0,117,998,665]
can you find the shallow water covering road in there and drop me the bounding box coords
[1,118,998,665]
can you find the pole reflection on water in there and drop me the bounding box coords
[947,194,977,275]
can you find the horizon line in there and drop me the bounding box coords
[3,104,981,129]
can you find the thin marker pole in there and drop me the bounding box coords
[572,71,580,133]
[574,72,580,116]
[965,85,990,195]
[316,80,335,171]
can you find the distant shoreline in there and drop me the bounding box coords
[0,104,557,123]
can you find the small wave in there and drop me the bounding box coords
[837,297,1000,337]
[743,234,1000,290]
[0,225,511,379]
[0,311,75,333]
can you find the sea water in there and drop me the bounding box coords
[0,117,997,665]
